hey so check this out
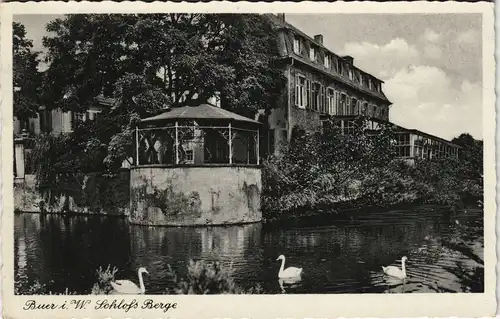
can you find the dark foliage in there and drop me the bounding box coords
[29,14,284,176]
[262,120,483,221]
[13,22,42,122]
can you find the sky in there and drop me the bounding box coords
[15,13,483,141]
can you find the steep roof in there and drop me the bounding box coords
[140,103,261,125]
[265,14,391,103]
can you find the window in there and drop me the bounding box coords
[354,71,362,84]
[40,110,52,133]
[87,110,101,122]
[438,143,446,158]
[360,75,364,87]
[295,75,309,109]
[351,98,358,115]
[339,93,347,115]
[361,102,368,115]
[320,86,326,113]
[337,60,343,75]
[332,57,338,73]
[309,46,316,61]
[324,55,330,68]
[293,36,301,54]
[343,120,356,135]
[345,95,351,115]
[413,135,425,158]
[311,82,321,111]
[327,88,335,115]
[348,69,353,81]
[185,150,194,162]
[368,78,373,90]
[395,133,411,158]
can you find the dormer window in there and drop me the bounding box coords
[293,36,302,54]
[348,69,353,80]
[324,55,330,68]
[337,60,343,75]
[332,57,338,73]
[354,71,362,84]
[309,46,316,61]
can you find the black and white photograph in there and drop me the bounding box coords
[2,1,496,318]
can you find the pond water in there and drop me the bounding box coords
[14,205,483,294]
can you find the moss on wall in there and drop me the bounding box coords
[14,172,129,215]
[129,166,262,226]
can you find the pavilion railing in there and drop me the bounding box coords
[135,123,259,166]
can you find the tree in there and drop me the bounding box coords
[41,14,283,113]
[40,14,284,171]
[13,22,41,122]
[451,133,483,181]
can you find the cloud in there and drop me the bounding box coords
[457,29,479,45]
[423,44,442,60]
[422,28,442,43]
[384,66,482,140]
[340,38,420,80]
[341,35,482,140]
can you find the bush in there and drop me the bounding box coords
[91,265,119,295]
[262,118,396,219]
[262,118,484,221]
[167,260,263,294]
[15,279,76,295]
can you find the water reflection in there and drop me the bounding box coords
[278,276,302,294]
[14,205,483,294]
[126,223,262,293]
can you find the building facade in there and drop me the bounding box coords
[13,14,460,167]
[13,96,112,138]
[264,14,460,161]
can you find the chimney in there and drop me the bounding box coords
[314,34,323,45]
[277,13,285,23]
[342,55,354,65]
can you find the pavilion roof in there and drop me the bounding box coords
[140,104,260,125]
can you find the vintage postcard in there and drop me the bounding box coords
[1,1,496,318]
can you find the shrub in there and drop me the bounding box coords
[91,265,119,295]
[15,279,76,295]
[262,117,396,219]
[167,259,263,294]
[262,118,484,221]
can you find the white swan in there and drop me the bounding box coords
[276,255,302,279]
[382,256,408,280]
[110,267,149,294]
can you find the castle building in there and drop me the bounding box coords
[262,14,460,161]
[13,14,460,169]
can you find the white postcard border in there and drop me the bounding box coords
[1,2,496,319]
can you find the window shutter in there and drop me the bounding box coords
[321,86,325,113]
[295,75,299,107]
[305,80,312,108]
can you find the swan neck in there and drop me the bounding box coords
[138,270,145,293]
[401,259,406,275]
[279,257,286,273]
